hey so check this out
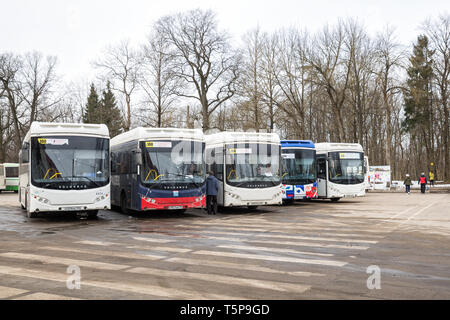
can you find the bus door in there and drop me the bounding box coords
[0,165,5,190]
[316,155,327,198]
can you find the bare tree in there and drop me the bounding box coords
[139,30,182,127]
[237,27,265,131]
[375,26,405,169]
[272,29,310,138]
[305,20,351,141]
[155,9,240,131]
[260,32,280,131]
[20,52,58,124]
[0,53,24,148]
[423,14,450,180]
[94,40,140,131]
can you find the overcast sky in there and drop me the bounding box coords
[1,0,448,83]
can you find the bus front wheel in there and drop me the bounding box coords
[88,210,98,219]
[120,192,129,215]
[27,210,37,218]
[330,198,340,202]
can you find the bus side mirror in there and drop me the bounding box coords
[133,150,142,166]
[21,147,29,163]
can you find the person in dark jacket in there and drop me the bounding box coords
[418,172,427,194]
[403,174,412,194]
[206,170,219,215]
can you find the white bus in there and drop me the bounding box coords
[315,142,365,201]
[19,122,111,218]
[0,163,19,193]
[364,156,370,191]
[110,127,206,213]
[205,131,283,209]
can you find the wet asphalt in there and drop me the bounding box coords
[0,191,449,299]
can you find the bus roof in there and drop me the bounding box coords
[206,131,280,145]
[111,127,204,146]
[315,142,363,153]
[25,122,109,140]
[281,140,315,149]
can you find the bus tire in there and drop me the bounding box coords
[120,192,129,215]
[247,205,258,211]
[14,190,18,193]
[27,210,37,218]
[88,210,98,219]
[330,198,340,202]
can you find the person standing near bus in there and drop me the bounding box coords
[429,171,435,187]
[404,174,412,194]
[206,170,219,215]
[418,172,427,194]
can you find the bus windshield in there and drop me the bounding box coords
[328,151,364,185]
[31,136,110,189]
[281,149,316,185]
[225,143,281,188]
[140,140,205,186]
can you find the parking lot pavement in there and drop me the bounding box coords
[0,191,449,299]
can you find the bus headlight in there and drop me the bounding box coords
[33,195,49,204]
[226,191,240,199]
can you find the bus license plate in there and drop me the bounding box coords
[168,206,183,210]
[62,206,82,211]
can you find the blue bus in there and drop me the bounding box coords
[281,140,317,201]
[110,128,206,213]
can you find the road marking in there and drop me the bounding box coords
[75,240,120,246]
[181,229,377,245]
[0,265,245,300]
[176,225,269,232]
[175,225,384,239]
[216,244,334,257]
[253,233,378,244]
[402,201,441,224]
[0,252,129,271]
[40,246,166,260]
[193,250,347,267]
[183,222,385,234]
[15,293,81,300]
[180,235,369,250]
[376,206,416,224]
[0,285,28,299]
[127,267,311,293]
[165,257,325,277]
[126,245,191,253]
[132,237,175,243]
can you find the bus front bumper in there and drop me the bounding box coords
[141,195,206,210]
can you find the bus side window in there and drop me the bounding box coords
[111,152,117,174]
[317,158,326,179]
[119,152,128,174]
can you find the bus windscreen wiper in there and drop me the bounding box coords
[72,175,102,188]
[165,172,203,188]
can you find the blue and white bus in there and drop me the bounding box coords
[281,140,317,201]
[110,128,206,213]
